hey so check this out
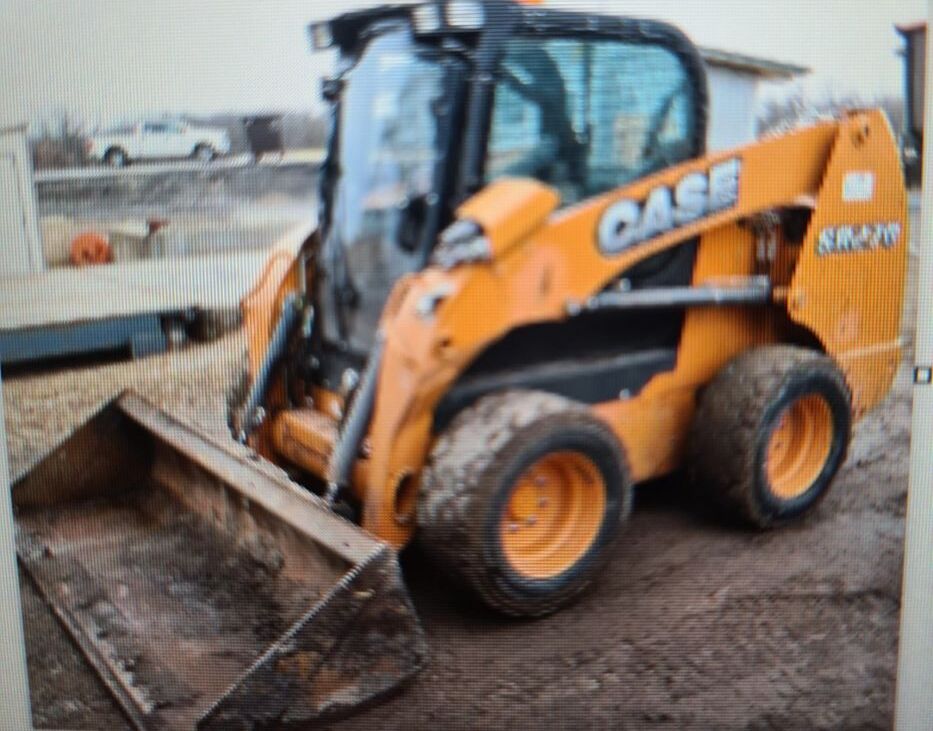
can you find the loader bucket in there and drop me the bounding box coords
[12,391,426,730]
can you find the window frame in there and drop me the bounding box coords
[457,8,709,204]
[481,30,705,206]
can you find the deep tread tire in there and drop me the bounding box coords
[688,345,852,528]
[418,390,632,617]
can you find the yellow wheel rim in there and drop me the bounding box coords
[765,394,834,500]
[499,451,606,580]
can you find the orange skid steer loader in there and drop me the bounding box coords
[14,1,908,727]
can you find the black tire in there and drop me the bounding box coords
[418,390,632,617]
[193,143,216,162]
[104,147,128,167]
[688,345,852,528]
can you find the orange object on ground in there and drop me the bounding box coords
[69,231,113,266]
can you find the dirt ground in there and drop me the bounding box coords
[3,218,919,730]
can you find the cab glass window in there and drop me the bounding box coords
[486,37,696,205]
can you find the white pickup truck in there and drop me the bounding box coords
[85,119,232,166]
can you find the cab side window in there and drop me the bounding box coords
[486,37,696,206]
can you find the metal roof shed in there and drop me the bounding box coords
[699,47,809,152]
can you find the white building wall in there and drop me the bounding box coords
[0,123,43,277]
[705,66,760,153]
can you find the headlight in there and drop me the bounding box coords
[412,4,443,34]
[446,0,484,30]
[308,22,333,51]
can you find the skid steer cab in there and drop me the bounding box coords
[235,0,908,618]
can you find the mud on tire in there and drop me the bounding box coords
[688,345,852,528]
[418,390,632,618]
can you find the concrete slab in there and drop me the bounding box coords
[0,251,267,332]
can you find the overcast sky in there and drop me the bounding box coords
[0,0,926,129]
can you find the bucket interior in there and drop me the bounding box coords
[14,396,364,729]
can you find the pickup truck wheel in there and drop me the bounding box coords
[104,147,128,167]
[193,143,216,162]
[418,390,632,618]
